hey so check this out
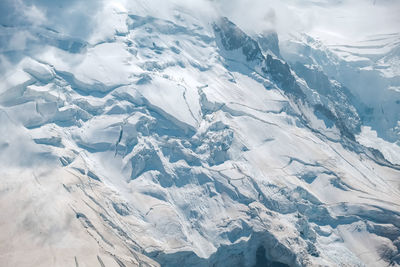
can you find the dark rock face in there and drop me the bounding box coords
[314,104,356,140]
[213,16,366,146]
[293,63,332,96]
[293,63,362,137]
[213,18,306,100]
[213,17,263,62]
[264,55,306,99]
[257,32,281,58]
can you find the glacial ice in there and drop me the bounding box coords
[0,1,399,267]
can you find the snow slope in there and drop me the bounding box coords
[0,1,399,266]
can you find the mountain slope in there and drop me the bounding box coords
[0,2,400,267]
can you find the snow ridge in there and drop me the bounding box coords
[0,4,399,267]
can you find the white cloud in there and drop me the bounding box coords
[0,0,104,39]
[211,0,400,42]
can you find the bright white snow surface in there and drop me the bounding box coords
[0,1,399,267]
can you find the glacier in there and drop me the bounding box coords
[0,1,399,266]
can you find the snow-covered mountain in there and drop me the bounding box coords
[0,1,399,266]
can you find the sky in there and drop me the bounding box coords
[0,0,399,40]
[0,0,399,57]
[213,0,400,43]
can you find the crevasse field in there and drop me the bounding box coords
[0,0,399,266]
